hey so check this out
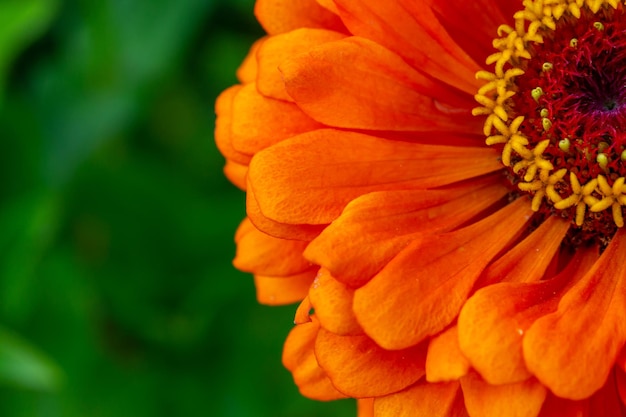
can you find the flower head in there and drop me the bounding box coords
[216,0,626,415]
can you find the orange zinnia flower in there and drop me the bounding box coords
[216,0,626,415]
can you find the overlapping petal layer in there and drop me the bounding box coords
[256,28,345,101]
[248,129,501,225]
[281,36,479,132]
[457,216,574,384]
[282,319,346,400]
[354,197,533,350]
[332,0,481,94]
[523,229,626,400]
[305,177,508,286]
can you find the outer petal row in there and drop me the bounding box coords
[247,129,502,226]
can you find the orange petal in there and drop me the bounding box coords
[231,84,322,156]
[457,218,577,385]
[524,229,626,400]
[215,85,251,165]
[536,394,586,417]
[315,328,427,397]
[294,295,313,324]
[254,0,346,35]
[257,28,345,101]
[460,373,547,417]
[281,36,479,132]
[234,218,312,276]
[617,367,626,408]
[426,325,470,383]
[223,160,247,191]
[357,398,375,417]
[374,380,467,417]
[254,270,315,306]
[282,320,347,400]
[618,345,626,373]
[333,0,480,94]
[354,198,533,350]
[248,129,502,226]
[427,0,510,66]
[538,376,626,417]
[459,247,596,385]
[309,269,361,335]
[245,184,325,241]
[474,216,570,289]
[236,37,264,84]
[316,0,339,14]
[584,369,624,416]
[304,178,507,287]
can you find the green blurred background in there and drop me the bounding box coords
[0,0,354,415]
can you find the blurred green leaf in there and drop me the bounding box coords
[0,325,63,391]
[37,0,217,186]
[0,191,61,321]
[0,0,58,104]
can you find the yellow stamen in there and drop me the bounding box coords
[473,0,626,227]
[613,203,624,227]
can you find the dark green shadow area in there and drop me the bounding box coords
[0,0,355,415]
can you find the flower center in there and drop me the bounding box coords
[474,0,626,244]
